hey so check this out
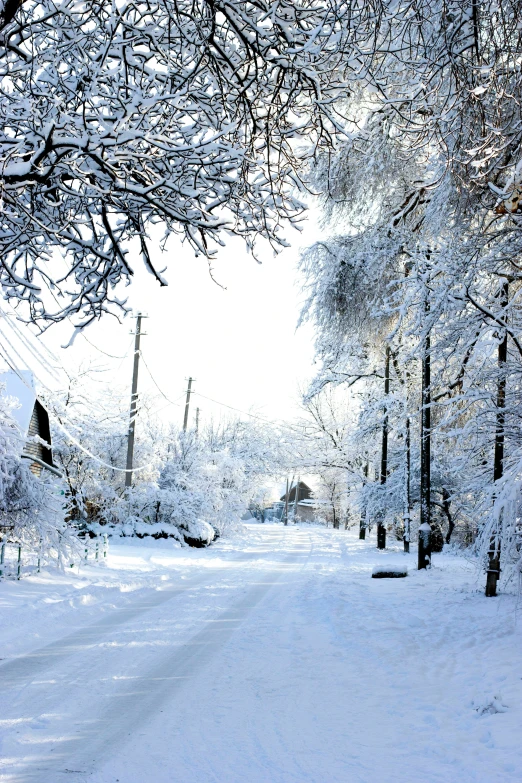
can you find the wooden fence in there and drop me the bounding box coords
[0,534,109,580]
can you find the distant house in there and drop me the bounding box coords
[280,480,312,505]
[0,371,60,477]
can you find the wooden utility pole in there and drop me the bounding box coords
[284,478,289,526]
[183,377,194,431]
[377,345,391,549]
[293,476,300,522]
[486,280,509,597]
[418,298,432,569]
[125,313,146,489]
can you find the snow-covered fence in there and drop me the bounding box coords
[80,534,109,565]
[0,540,43,579]
[0,534,108,581]
[0,541,23,579]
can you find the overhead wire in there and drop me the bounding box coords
[0,308,173,471]
[191,390,302,435]
[191,391,273,423]
[0,308,305,467]
[78,330,130,360]
[0,308,135,419]
[0,337,156,475]
[138,351,183,408]
[0,309,64,385]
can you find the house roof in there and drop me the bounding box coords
[0,371,36,436]
[279,480,313,502]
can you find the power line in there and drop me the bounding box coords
[192,391,272,423]
[192,391,301,433]
[139,352,183,408]
[0,309,63,384]
[0,343,156,475]
[78,331,130,360]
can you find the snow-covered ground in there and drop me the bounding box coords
[1,523,521,783]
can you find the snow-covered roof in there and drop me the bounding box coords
[0,371,36,437]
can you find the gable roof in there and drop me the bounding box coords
[280,480,313,502]
[0,371,60,476]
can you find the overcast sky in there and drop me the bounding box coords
[4,216,321,430]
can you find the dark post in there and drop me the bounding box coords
[403,416,411,552]
[377,345,391,549]
[486,280,509,597]
[418,301,432,569]
[359,462,368,539]
[284,478,289,526]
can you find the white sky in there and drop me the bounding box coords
[4,217,321,430]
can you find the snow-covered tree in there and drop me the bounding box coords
[0,384,70,555]
[0,0,351,327]
[47,365,286,545]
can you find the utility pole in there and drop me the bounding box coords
[195,407,200,437]
[125,313,146,489]
[293,476,300,523]
[183,377,194,431]
[284,477,289,526]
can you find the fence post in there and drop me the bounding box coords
[95,541,99,560]
[103,534,108,559]
[17,545,22,580]
[37,537,42,574]
[0,541,5,579]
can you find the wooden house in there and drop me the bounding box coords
[0,371,60,477]
[280,480,313,505]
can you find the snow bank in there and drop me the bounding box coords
[89,518,216,548]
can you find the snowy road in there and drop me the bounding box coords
[1,524,521,783]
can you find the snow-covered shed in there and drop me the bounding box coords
[0,371,60,477]
[280,480,312,504]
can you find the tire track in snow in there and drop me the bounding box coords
[0,532,289,695]
[0,528,306,783]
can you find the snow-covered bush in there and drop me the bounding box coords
[47,374,284,546]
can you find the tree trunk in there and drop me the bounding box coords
[442,488,455,544]
[486,280,508,597]
[403,416,411,553]
[377,346,391,550]
[418,309,432,570]
[359,462,368,539]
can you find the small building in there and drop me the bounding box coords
[280,480,313,505]
[0,371,60,477]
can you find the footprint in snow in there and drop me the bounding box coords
[472,694,508,715]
